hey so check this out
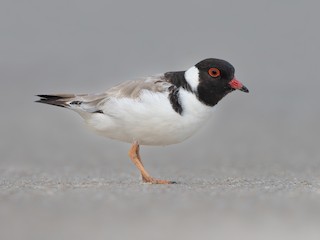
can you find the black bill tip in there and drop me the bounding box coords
[239,85,249,93]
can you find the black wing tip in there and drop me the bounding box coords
[35,94,68,108]
[36,94,64,100]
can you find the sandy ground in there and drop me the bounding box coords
[1,110,320,240]
[1,167,320,240]
[1,1,320,240]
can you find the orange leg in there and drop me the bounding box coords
[128,141,176,184]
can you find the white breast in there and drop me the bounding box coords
[84,89,213,146]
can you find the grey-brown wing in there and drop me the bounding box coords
[103,75,171,99]
[74,75,171,113]
[37,75,171,114]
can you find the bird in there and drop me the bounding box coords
[36,58,249,184]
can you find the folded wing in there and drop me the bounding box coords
[36,75,171,114]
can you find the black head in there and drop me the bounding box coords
[193,58,248,106]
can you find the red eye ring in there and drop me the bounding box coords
[208,68,221,78]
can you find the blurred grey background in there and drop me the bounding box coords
[1,1,320,240]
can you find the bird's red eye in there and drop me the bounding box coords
[208,68,221,78]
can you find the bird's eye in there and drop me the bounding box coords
[208,68,221,78]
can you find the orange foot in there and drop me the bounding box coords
[129,141,177,184]
[142,176,176,184]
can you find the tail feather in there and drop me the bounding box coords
[36,92,108,115]
[36,94,76,108]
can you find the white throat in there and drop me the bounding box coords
[184,66,199,92]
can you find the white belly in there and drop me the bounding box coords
[84,89,213,146]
